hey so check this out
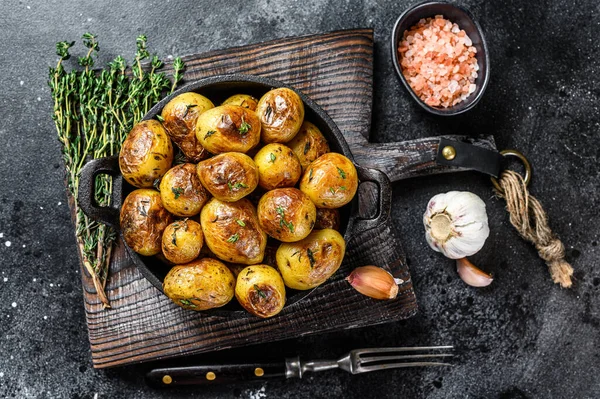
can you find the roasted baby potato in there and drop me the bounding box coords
[163,258,235,311]
[200,198,267,264]
[235,265,286,318]
[159,163,210,216]
[253,143,302,190]
[257,188,316,242]
[120,189,173,256]
[196,152,259,202]
[160,92,214,162]
[119,120,174,188]
[287,121,330,171]
[196,105,261,154]
[256,88,305,143]
[276,229,346,290]
[161,219,204,264]
[314,208,341,230]
[299,153,358,209]
[222,94,259,111]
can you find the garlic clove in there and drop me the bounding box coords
[456,257,493,287]
[346,266,399,300]
[423,191,490,259]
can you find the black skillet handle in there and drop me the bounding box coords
[146,362,287,387]
[77,155,122,228]
[353,165,392,235]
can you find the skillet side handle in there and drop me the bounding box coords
[77,156,122,228]
[353,165,392,235]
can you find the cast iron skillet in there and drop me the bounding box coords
[78,74,392,318]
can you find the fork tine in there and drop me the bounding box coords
[353,346,454,355]
[357,362,453,373]
[359,353,454,364]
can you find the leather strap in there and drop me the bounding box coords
[436,138,504,178]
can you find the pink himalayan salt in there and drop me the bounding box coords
[398,15,479,108]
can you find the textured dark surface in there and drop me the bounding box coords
[0,0,598,398]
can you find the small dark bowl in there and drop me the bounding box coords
[391,1,490,116]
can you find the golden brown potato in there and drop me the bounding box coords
[256,88,305,143]
[159,163,210,216]
[163,258,235,311]
[196,105,261,154]
[287,121,330,171]
[314,208,341,230]
[299,153,358,209]
[257,188,316,242]
[222,94,259,111]
[120,189,173,256]
[253,143,302,190]
[276,229,346,290]
[235,265,286,318]
[200,198,267,265]
[161,219,204,264]
[119,120,174,188]
[160,92,214,162]
[197,152,258,202]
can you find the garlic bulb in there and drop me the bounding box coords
[423,191,490,259]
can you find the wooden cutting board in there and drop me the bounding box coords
[75,28,495,368]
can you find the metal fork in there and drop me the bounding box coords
[146,346,454,387]
[285,346,454,378]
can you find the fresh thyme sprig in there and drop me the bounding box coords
[48,33,185,308]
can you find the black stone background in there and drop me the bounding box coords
[0,0,598,398]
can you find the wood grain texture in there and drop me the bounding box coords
[75,29,496,368]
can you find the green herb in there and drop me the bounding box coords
[48,33,185,308]
[229,181,248,190]
[204,130,216,140]
[171,57,185,93]
[276,206,295,233]
[337,167,347,179]
[179,299,197,308]
[156,114,164,123]
[153,178,161,190]
[339,186,347,191]
[269,153,276,163]
[304,141,311,155]
[174,152,186,165]
[238,117,251,135]
[171,187,184,199]
[254,284,267,299]
[265,104,273,121]
[227,233,240,243]
[308,168,314,181]
[292,250,302,262]
[171,228,178,246]
[183,103,197,118]
[307,248,316,269]
[236,219,246,227]
[329,187,336,194]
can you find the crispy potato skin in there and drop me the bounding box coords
[254,143,302,190]
[314,208,341,230]
[257,188,316,242]
[197,152,258,202]
[299,153,358,209]
[256,88,305,143]
[159,163,210,216]
[276,229,346,290]
[120,189,173,256]
[200,198,267,265]
[196,105,261,154]
[235,265,286,318]
[222,94,259,111]
[161,219,204,264]
[119,120,174,188]
[287,121,330,171]
[163,258,235,310]
[160,92,214,162]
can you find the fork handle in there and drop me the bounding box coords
[146,362,286,387]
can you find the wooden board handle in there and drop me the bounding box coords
[352,135,496,183]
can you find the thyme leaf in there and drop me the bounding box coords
[171,187,184,199]
[307,248,316,269]
[236,219,246,227]
[204,130,216,140]
[227,233,240,243]
[254,284,267,299]
[337,167,347,179]
[304,141,311,155]
[269,153,276,163]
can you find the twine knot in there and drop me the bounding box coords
[495,170,574,288]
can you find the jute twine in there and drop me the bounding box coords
[495,170,574,288]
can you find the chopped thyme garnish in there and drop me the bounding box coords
[238,116,251,135]
[265,104,273,121]
[329,187,335,194]
[337,167,347,179]
[269,153,276,163]
[228,181,248,190]
[254,284,267,299]
[227,233,240,243]
[236,219,246,227]
[171,187,184,199]
[304,141,311,155]
[179,299,197,308]
[137,204,148,217]
[156,114,164,123]
[276,206,295,232]
[308,168,314,181]
[307,248,316,268]
[182,103,197,118]
[204,130,216,140]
